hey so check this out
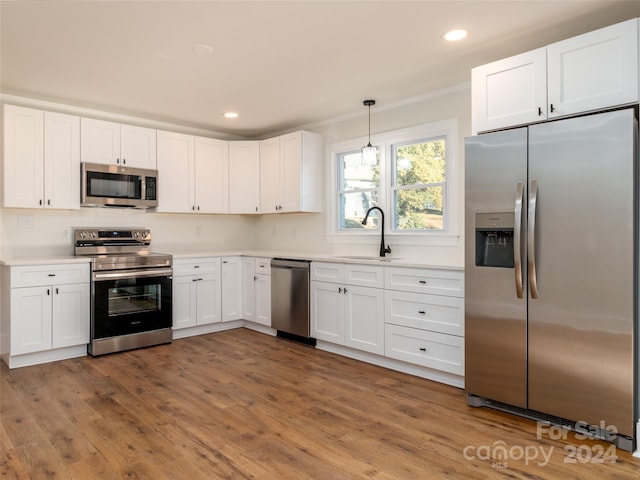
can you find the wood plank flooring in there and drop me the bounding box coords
[1,328,639,479]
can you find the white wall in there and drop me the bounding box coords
[0,208,256,258]
[0,84,470,267]
[254,84,471,267]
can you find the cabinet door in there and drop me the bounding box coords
[279,131,303,212]
[196,274,221,325]
[229,141,260,214]
[156,130,194,213]
[242,258,256,322]
[259,136,280,213]
[310,281,344,344]
[195,137,229,213]
[471,48,547,133]
[120,124,157,169]
[3,105,44,208]
[44,112,80,209]
[10,286,52,355]
[80,118,120,165]
[547,18,638,117]
[254,274,271,326]
[344,285,384,355]
[52,283,89,348]
[221,257,243,321]
[172,275,197,329]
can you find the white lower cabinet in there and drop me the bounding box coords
[172,258,221,329]
[384,267,464,377]
[1,263,90,368]
[311,262,384,355]
[242,257,271,326]
[221,256,243,321]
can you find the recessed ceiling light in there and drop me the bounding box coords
[192,44,213,54]
[442,29,467,42]
[224,112,238,119]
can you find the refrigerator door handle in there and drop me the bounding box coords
[528,179,539,299]
[514,181,524,298]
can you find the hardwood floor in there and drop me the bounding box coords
[1,328,639,479]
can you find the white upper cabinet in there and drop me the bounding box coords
[156,130,194,213]
[472,48,547,133]
[80,118,156,169]
[260,131,322,213]
[3,105,80,209]
[472,18,639,133]
[156,131,228,213]
[195,137,229,213]
[229,141,260,214]
[547,18,639,118]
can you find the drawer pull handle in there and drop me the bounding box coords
[338,287,342,293]
[48,274,56,277]
[194,265,200,268]
[418,310,426,315]
[47,289,50,295]
[55,288,59,294]
[418,280,426,284]
[419,347,427,352]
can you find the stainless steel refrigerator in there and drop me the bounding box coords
[464,108,637,450]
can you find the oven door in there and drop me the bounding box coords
[92,268,172,339]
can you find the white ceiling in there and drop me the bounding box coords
[1,1,639,138]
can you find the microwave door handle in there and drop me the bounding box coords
[514,181,524,299]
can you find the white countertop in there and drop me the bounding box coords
[1,250,462,271]
[170,249,463,271]
[0,256,92,267]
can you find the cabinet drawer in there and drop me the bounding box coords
[255,257,271,275]
[384,267,463,297]
[345,264,383,288]
[10,263,89,288]
[384,290,463,336]
[173,258,220,276]
[385,324,464,376]
[311,262,343,283]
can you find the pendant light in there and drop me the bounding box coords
[361,99,378,166]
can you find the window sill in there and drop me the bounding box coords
[325,232,460,247]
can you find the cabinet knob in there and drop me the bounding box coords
[538,107,543,116]
[550,104,556,113]
[123,159,126,165]
[47,199,51,206]
[343,287,348,294]
[338,287,342,293]
[116,158,120,164]
[39,199,43,206]
[197,206,200,211]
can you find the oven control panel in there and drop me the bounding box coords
[74,228,151,246]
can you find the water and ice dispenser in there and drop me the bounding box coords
[475,213,514,268]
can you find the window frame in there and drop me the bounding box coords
[326,119,459,247]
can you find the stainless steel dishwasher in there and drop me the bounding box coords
[271,258,314,344]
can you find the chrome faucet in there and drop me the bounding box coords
[362,206,392,257]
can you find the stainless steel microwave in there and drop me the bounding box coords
[81,162,158,208]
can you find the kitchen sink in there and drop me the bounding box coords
[332,255,403,262]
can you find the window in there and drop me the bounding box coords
[391,137,446,231]
[337,150,380,229]
[328,119,458,245]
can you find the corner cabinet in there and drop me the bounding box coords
[80,118,157,169]
[260,131,322,213]
[3,105,80,209]
[229,141,261,214]
[472,18,639,133]
[1,263,90,369]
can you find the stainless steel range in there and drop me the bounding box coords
[74,228,173,356]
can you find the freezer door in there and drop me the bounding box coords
[465,128,528,408]
[528,109,636,437]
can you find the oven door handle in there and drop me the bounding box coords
[93,268,173,281]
